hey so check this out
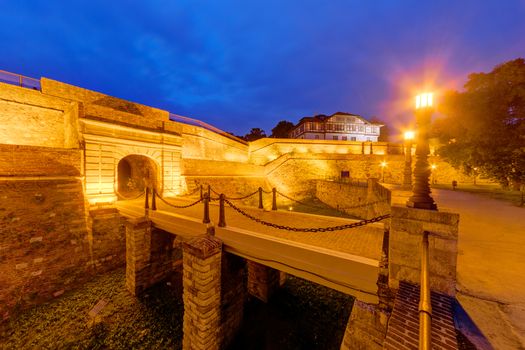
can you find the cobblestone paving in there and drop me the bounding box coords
[123,197,385,261]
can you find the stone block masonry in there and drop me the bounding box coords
[246,261,280,302]
[0,179,90,321]
[125,218,181,296]
[182,235,223,350]
[340,300,389,350]
[182,236,246,350]
[389,206,459,296]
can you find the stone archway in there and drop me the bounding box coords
[117,154,158,199]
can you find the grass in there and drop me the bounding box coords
[0,269,184,350]
[432,183,524,207]
[1,270,355,350]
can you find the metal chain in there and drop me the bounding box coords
[183,186,201,196]
[262,189,273,194]
[224,199,390,232]
[156,194,204,209]
[116,190,145,200]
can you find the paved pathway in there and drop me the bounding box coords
[390,186,525,350]
[147,196,385,261]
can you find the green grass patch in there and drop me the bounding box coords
[0,269,183,350]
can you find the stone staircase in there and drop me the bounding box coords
[384,281,458,350]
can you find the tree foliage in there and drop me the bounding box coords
[270,120,295,138]
[433,58,525,187]
[244,127,267,141]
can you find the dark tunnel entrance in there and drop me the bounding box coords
[117,155,158,199]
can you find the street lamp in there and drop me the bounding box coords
[406,93,437,210]
[380,161,387,183]
[403,131,415,188]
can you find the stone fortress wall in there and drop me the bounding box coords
[0,77,469,320]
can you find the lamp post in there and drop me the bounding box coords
[406,93,437,210]
[380,161,387,183]
[403,131,415,188]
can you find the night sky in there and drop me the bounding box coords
[1,1,524,136]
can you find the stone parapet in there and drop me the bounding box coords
[389,206,459,296]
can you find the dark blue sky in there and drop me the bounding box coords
[1,1,524,136]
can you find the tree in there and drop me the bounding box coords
[433,58,525,188]
[244,128,267,141]
[270,120,295,138]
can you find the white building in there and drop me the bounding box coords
[289,112,383,141]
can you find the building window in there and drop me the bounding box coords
[342,136,347,141]
[333,135,338,140]
[315,135,319,139]
[351,137,356,141]
[366,137,372,141]
[358,126,364,132]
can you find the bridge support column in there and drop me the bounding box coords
[247,261,280,302]
[125,218,152,296]
[125,218,180,296]
[340,300,389,350]
[182,236,246,350]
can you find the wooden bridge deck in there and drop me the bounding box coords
[117,196,386,303]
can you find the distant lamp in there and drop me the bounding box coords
[288,206,293,211]
[431,164,437,170]
[407,92,437,210]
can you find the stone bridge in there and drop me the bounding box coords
[1,73,462,349]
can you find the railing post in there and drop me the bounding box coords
[200,185,203,200]
[151,188,157,211]
[19,75,23,87]
[258,187,263,209]
[272,188,277,211]
[145,187,150,210]
[419,231,432,350]
[218,194,226,227]
[207,185,211,198]
[203,193,210,224]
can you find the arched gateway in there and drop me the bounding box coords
[116,155,158,199]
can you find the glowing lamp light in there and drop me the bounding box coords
[380,161,387,168]
[415,93,433,109]
[288,206,293,211]
[404,131,415,140]
[431,164,437,170]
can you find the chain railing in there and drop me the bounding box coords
[222,197,390,232]
[142,186,391,231]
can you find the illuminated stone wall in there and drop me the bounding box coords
[0,82,76,148]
